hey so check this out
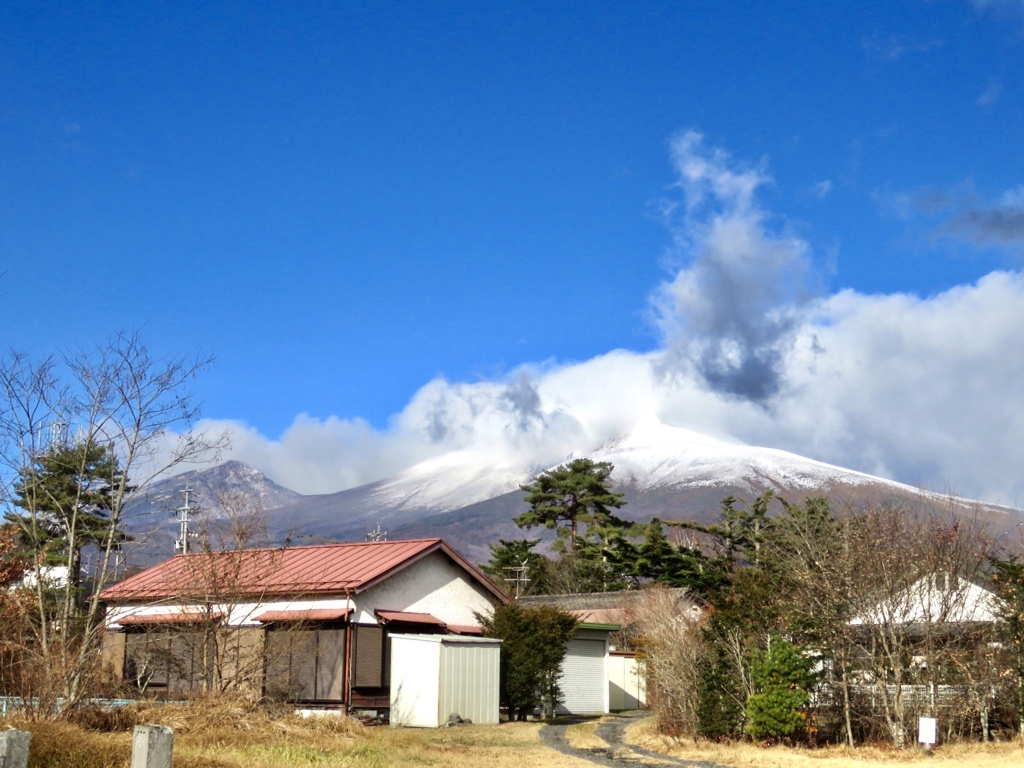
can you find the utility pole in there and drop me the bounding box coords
[366,522,387,542]
[174,485,199,554]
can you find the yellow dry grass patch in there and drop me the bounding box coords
[564,719,607,750]
[3,706,595,768]
[626,717,1024,768]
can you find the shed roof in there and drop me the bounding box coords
[255,608,352,623]
[99,538,508,603]
[118,610,224,625]
[375,610,446,626]
[518,588,705,628]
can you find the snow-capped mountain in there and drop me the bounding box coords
[591,418,891,495]
[121,422,1021,566]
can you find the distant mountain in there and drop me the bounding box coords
[248,420,1024,563]
[121,460,303,563]
[120,423,1023,567]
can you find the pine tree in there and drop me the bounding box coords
[7,439,132,592]
[515,458,627,552]
[633,519,728,596]
[745,637,814,742]
[481,538,549,596]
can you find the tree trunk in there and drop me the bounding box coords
[841,664,854,748]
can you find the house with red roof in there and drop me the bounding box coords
[99,538,508,712]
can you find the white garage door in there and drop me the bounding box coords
[556,638,606,715]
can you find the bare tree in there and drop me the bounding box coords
[189,489,273,696]
[0,332,226,715]
[625,586,707,737]
[847,502,997,747]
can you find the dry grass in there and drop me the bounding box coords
[1,700,595,768]
[564,719,606,750]
[13,699,1021,768]
[626,717,1024,768]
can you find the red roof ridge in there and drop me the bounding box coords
[99,537,508,604]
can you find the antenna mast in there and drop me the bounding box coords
[366,522,387,542]
[48,418,69,449]
[174,484,199,554]
[503,559,531,599]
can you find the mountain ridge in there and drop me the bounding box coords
[120,421,1023,566]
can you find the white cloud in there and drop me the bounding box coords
[971,1,1024,17]
[653,131,813,402]
[749,272,1024,505]
[977,79,1003,107]
[173,137,1024,508]
[862,32,943,62]
[812,180,833,199]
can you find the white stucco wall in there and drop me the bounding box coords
[352,551,498,626]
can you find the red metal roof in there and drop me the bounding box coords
[118,610,224,625]
[375,610,445,626]
[255,608,351,623]
[99,538,508,604]
[446,624,484,635]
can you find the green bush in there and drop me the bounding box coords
[476,602,578,720]
[745,638,813,742]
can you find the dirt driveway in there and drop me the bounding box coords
[540,712,730,768]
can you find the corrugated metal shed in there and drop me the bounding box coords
[99,538,507,603]
[390,634,501,727]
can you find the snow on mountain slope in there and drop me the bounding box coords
[360,448,534,513]
[340,418,912,516]
[123,422,1021,567]
[591,419,896,494]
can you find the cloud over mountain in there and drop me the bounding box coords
[184,136,1024,509]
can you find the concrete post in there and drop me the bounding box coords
[0,729,31,768]
[131,725,173,768]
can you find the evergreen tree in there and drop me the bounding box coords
[745,637,814,742]
[991,555,1024,741]
[515,458,627,552]
[6,439,132,592]
[671,491,775,569]
[476,602,578,720]
[633,519,728,596]
[481,538,550,596]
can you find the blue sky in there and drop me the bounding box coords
[3,2,1024,503]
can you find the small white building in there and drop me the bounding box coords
[555,624,615,715]
[609,650,646,711]
[390,634,501,727]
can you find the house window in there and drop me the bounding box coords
[265,625,346,701]
[932,572,952,591]
[352,624,390,688]
[124,629,213,695]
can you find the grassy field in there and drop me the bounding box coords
[3,699,599,768]
[5,701,1024,768]
[627,717,1024,768]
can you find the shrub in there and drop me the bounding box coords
[745,638,813,742]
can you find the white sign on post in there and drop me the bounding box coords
[918,716,937,746]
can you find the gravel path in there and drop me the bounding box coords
[539,712,731,768]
